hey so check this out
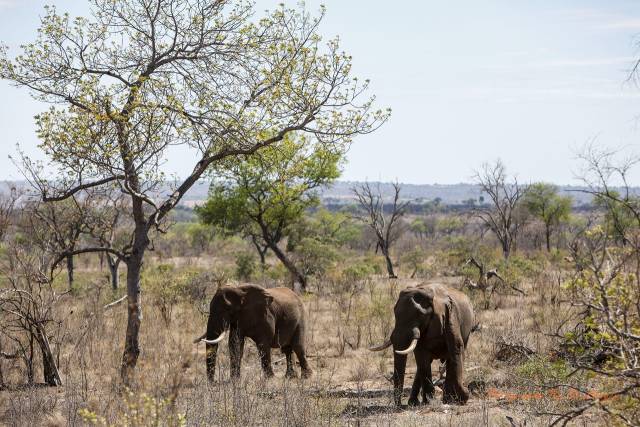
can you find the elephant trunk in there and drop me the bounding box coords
[391,326,421,405]
[204,316,226,381]
[206,343,218,381]
[392,352,407,406]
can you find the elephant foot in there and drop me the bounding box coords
[407,397,420,407]
[263,369,275,378]
[442,383,469,405]
[421,392,434,404]
[285,369,298,379]
[301,368,313,379]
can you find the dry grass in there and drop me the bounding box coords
[0,255,603,426]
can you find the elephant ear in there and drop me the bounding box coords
[222,288,245,309]
[443,296,465,355]
[426,292,447,339]
[242,287,274,310]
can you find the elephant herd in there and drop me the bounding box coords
[194,282,476,407]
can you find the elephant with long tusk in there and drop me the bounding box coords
[194,284,312,381]
[369,283,475,406]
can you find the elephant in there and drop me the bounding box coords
[194,284,312,380]
[369,283,475,406]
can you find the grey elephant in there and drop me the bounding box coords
[369,283,475,406]
[194,284,312,380]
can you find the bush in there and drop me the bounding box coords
[235,253,256,281]
[516,356,569,385]
[79,389,186,426]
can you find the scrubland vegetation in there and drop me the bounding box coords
[1,147,640,426]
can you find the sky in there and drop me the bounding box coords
[1,0,640,185]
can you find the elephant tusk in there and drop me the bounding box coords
[411,297,428,315]
[193,333,206,344]
[368,340,392,352]
[200,331,226,345]
[395,338,418,355]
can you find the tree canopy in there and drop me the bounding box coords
[197,133,344,289]
[523,183,572,251]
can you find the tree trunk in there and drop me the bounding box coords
[121,235,146,384]
[266,240,307,291]
[501,238,511,260]
[107,255,120,291]
[381,244,397,278]
[66,255,74,290]
[545,225,552,252]
[251,236,268,265]
[36,327,62,386]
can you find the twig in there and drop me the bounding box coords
[104,295,127,310]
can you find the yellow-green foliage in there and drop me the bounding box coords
[79,389,185,427]
[516,356,569,385]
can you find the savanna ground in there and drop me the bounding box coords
[0,223,613,427]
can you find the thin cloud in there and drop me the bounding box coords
[0,0,18,10]
[554,7,640,32]
[597,19,640,30]
[484,56,636,73]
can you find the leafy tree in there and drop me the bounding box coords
[409,217,436,240]
[593,191,638,246]
[523,183,572,251]
[287,208,359,249]
[1,0,386,381]
[197,133,344,290]
[435,216,465,236]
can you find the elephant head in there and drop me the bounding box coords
[194,285,273,380]
[370,285,469,405]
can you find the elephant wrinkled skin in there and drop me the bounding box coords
[370,283,475,406]
[195,284,312,380]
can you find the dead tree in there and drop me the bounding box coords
[22,197,92,290]
[472,160,528,259]
[464,257,524,309]
[85,190,132,291]
[353,182,408,278]
[0,187,21,386]
[0,242,64,387]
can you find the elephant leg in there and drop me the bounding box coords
[408,349,425,406]
[442,353,469,404]
[257,343,274,378]
[282,346,297,378]
[229,329,245,379]
[205,343,218,382]
[392,352,408,406]
[421,354,435,403]
[442,308,469,404]
[293,342,312,378]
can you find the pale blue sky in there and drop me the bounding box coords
[1,1,640,184]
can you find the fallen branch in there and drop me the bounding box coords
[104,295,127,310]
[0,351,18,360]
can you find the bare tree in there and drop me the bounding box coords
[85,189,132,291]
[1,0,387,382]
[353,182,408,278]
[0,185,19,241]
[472,160,528,259]
[463,257,524,309]
[21,197,92,290]
[0,236,64,387]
